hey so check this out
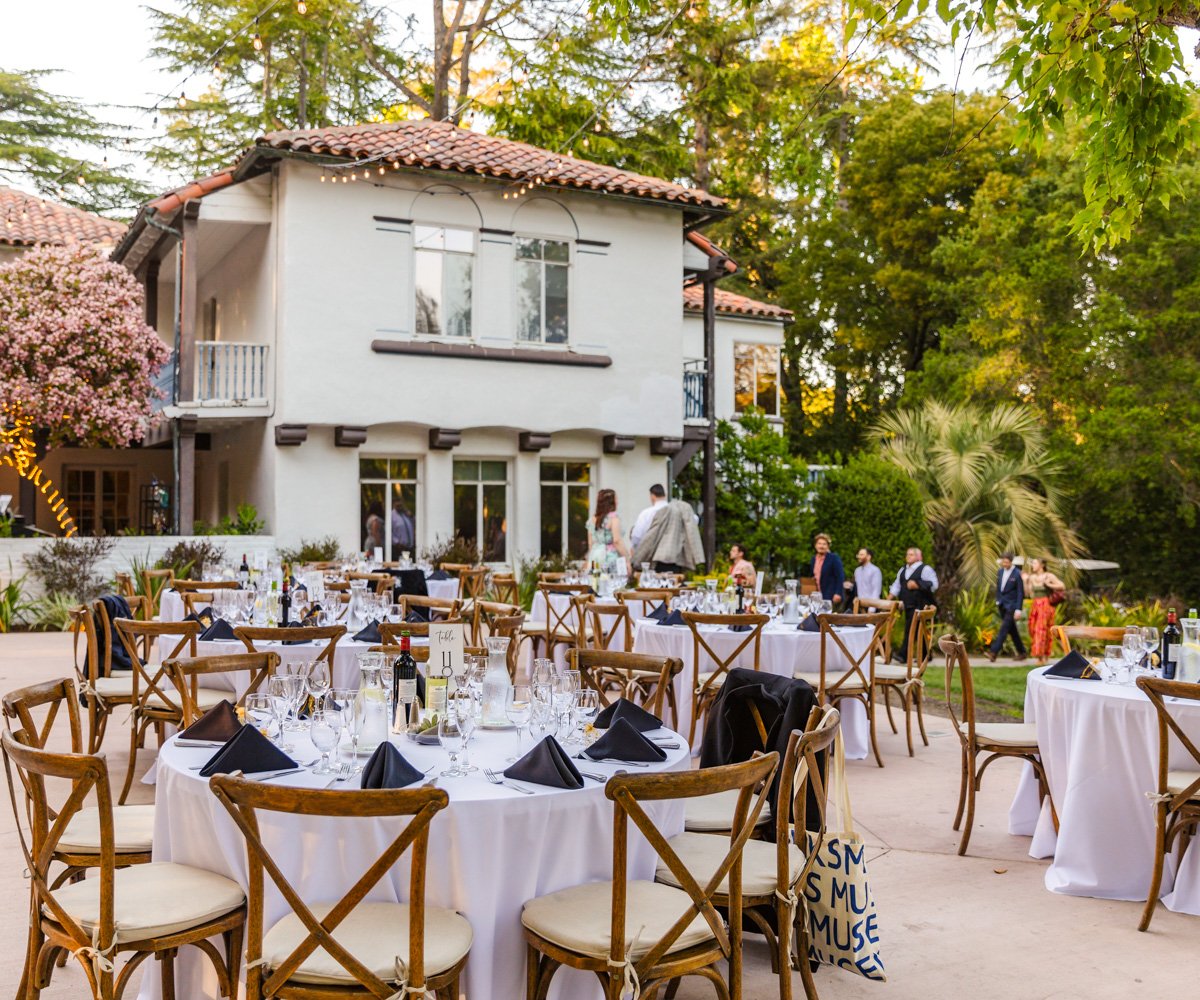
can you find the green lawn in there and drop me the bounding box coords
[928,665,1033,720]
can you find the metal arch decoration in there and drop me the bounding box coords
[0,406,75,537]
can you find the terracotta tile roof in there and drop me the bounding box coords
[256,119,726,211]
[0,186,125,248]
[683,283,794,321]
[686,229,738,274]
[148,171,236,214]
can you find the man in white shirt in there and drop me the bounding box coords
[849,547,883,602]
[888,547,939,662]
[629,484,667,550]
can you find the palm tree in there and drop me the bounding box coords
[870,401,1083,608]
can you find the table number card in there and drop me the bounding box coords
[429,622,465,679]
[253,550,268,571]
[303,571,325,603]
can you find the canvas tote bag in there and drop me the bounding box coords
[803,733,886,980]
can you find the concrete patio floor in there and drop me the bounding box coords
[0,631,1191,999]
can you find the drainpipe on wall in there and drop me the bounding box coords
[700,253,729,568]
[146,211,183,534]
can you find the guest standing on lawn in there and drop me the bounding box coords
[808,533,846,605]
[1023,557,1066,663]
[987,553,1027,661]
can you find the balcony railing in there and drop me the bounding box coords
[195,341,269,405]
[683,360,707,422]
[151,352,177,412]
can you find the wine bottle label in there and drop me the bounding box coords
[1168,645,1180,662]
[397,678,417,701]
[426,678,448,715]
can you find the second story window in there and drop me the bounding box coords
[734,342,782,417]
[414,225,473,338]
[516,237,569,344]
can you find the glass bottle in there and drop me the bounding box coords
[481,636,513,727]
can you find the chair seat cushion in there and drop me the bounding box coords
[58,804,155,854]
[656,832,802,897]
[91,675,135,699]
[684,789,771,833]
[146,687,229,712]
[873,665,914,682]
[793,673,868,694]
[696,671,727,691]
[520,620,548,633]
[963,721,1039,748]
[521,880,715,960]
[47,861,243,942]
[1167,769,1200,798]
[262,901,472,986]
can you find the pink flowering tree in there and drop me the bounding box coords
[0,243,169,530]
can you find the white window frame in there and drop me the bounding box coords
[513,233,571,348]
[413,224,475,339]
[538,460,592,559]
[733,341,782,418]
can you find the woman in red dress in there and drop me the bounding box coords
[1023,557,1066,663]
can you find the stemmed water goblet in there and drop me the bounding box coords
[1103,645,1127,685]
[244,693,273,740]
[438,713,466,777]
[331,687,361,769]
[576,689,599,743]
[1141,627,1160,675]
[267,677,295,751]
[309,710,340,774]
[1122,627,1144,682]
[555,670,581,740]
[451,689,478,772]
[506,684,533,761]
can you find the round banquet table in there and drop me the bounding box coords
[632,621,873,759]
[1008,667,1200,914]
[138,727,689,1000]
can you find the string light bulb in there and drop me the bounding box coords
[77,174,87,186]
[178,93,187,108]
[252,33,264,51]
[378,165,385,175]
[296,0,307,12]
[320,173,326,182]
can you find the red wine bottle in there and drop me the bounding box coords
[1162,608,1181,680]
[280,563,291,626]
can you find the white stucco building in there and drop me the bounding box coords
[4,121,791,562]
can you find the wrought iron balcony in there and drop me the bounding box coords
[683,360,707,423]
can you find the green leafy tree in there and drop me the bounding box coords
[810,453,932,583]
[870,400,1083,605]
[0,69,148,214]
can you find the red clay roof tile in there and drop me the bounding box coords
[682,282,793,321]
[0,186,125,249]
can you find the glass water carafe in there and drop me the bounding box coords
[481,636,513,726]
[1181,620,1200,683]
[782,579,800,623]
[357,657,390,752]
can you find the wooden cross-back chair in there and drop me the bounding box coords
[141,568,175,619]
[616,588,679,618]
[462,615,525,681]
[112,617,207,805]
[172,580,240,593]
[526,584,593,659]
[208,775,470,999]
[181,592,215,618]
[582,601,633,653]
[113,573,136,603]
[852,597,900,663]
[469,600,520,647]
[234,624,347,670]
[1052,624,1128,657]
[378,619,468,667]
[70,598,148,754]
[1,730,245,1000]
[656,706,842,1000]
[682,611,770,748]
[1135,676,1200,932]
[401,595,462,622]
[801,612,890,768]
[941,635,1056,856]
[458,567,489,603]
[873,604,937,757]
[167,652,281,728]
[537,571,567,584]
[521,753,779,1000]
[490,572,519,607]
[569,648,683,728]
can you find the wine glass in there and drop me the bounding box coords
[331,687,360,767]
[576,689,599,743]
[1122,628,1143,682]
[556,670,581,740]
[267,677,295,751]
[452,689,477,773]
[309,710,340,774]
[506,684,533,762]
[1141,627,1160,673]
[307,660,331,706]
[1103,645,1127,685]
[532,658,556,690]
[438,714,466,777]
[244,693,273,739]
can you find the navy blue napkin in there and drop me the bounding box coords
[183,606,214,628]
[646,603,669,622]
[728,618,752,633]
[1045,649,1100,680]
[179,700,240,742]
[200,618,238,641]
[359,742,424,788]
[505,735,584,788]
[198,724,296,776]
[584,717,667,763]
[594,697,662,733]
[428,570,451,581]
[797,614,820,633]
[277,621,312,646]
[353,620,382,643]
[661,609,686,627]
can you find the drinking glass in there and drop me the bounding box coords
[331,687,360,765]
[532,658,557,689]
[309,710,340,774]
[387,603,404,623]
[556,670,581,739]
[1122,629,1143,681]
[1141,627,1160,673]
[452,689,477,772]
[506,684,533,761]
[307,660,331,705]
[438,714,466,777]
[1103,645,1127,685]
[267,677,295,751]
[576,689,599,743]
[244,693,273,739]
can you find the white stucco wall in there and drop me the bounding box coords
[683,309,785,423]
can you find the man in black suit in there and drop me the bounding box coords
[888,547,938,663]
[807,533,845,605]
[987,553,1027,661]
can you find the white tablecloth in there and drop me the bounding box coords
[1009,667,1200,914]
[632,622,873,758]
[139,727,689,1000]
[528,594,640,667]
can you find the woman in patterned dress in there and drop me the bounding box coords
[587,488,631,573]
[1023,557,1066,663]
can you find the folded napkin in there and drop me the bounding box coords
[279,621,312,646]
[359,742,424,789]
[200,618,238,641]
[352,620,382,643]
[594,697,662,733]
[406,607,431,624]
[428,570,451,581]
[728,620,752,633]
[661,609,686,627]
[504,735,583,789]
[198,724,296,777]
[1045,649,1101,680]
[646,603,669,623]
[183,606,214,628]
[583,717,667,763]
[179,700,241,742]
[797,614,820,633]
[300,603,322,626]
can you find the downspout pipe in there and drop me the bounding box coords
[700,253,732,567]
[145,211,184,534]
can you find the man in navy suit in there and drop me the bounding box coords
[808,533,846,605]
[987,553,1027,661]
